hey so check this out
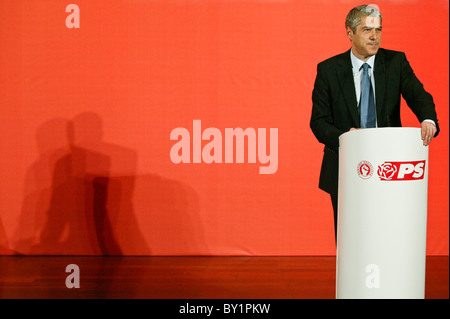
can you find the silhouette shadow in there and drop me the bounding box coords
[131,173,207,255]
[0,215,18,254]
[13,112,208,256]
[14,113,149,255]
[13,117,69,254]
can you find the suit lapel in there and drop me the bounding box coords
[374,50,386,126]
[336,51,359,127]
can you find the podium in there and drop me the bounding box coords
[336,128,429,299]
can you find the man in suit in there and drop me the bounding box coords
[310,4,439,239]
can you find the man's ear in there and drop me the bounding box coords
[346,27,353,41]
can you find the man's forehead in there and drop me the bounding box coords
[360,15,382,28]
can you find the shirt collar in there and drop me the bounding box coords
[350,49,376,71]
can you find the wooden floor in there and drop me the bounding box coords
[0,256,448,299]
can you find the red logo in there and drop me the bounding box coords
[357,161,374,179]
[377,161,426,181]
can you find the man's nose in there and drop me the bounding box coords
[370,29,378,39]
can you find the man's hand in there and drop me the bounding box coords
[421,121,437,146]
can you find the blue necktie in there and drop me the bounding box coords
[360,63,376,128]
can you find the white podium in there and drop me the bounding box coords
[336,128,429,299]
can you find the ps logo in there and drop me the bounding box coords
[66,4,80,29]
[377,161,426,181]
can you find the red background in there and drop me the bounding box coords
[0,0,448,256]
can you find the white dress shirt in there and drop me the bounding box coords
[350,50,377,126]
[350,50,376,107]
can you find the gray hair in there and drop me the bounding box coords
[346,5,382,32]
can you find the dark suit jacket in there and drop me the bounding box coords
[310,48,439,198]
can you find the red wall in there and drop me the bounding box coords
[0,0,448,255]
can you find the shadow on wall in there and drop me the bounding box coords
[12,112,208,255]
[1,216,17,254]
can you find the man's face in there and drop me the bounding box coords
[347,15,382,61]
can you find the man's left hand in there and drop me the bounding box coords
[421,121,437,146]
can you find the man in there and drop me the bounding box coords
[310,5,439,239]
